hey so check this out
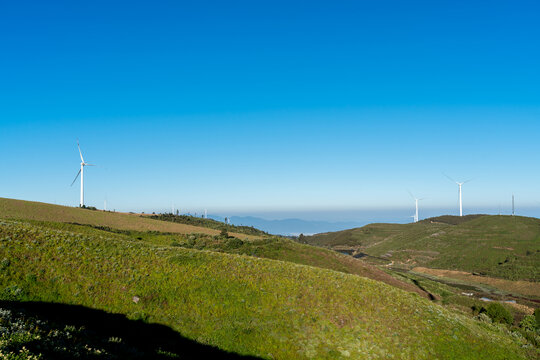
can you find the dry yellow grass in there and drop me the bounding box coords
[0,198,255,240]
[413,266,540,297]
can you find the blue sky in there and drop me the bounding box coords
[1,1,539,221]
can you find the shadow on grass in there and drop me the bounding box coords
[411,279,436,301]
[0,300,262,359]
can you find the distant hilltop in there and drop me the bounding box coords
[222,215,369,236]
[305,214,540,282]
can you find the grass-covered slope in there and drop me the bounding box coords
[0,197,254,239]
[0,198,429,297]
[28,220,430,299]
[0,219,534,359]
[147,213,267,236]
[306,215,540,281]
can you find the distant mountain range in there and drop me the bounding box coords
[210,215,368,236]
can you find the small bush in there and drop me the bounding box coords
[224,238,244,250]
[475,312,492,324]
[471,304,483,315]
[485,303,513,325]
[81,205,97,211]
[185,238,196,248]
[535,308,540,328]
[519,315,537,332]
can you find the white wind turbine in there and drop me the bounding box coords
[408,191,425,223]
[444,174,472,217]
[71,141,95,207]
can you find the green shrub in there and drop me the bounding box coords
[535,308,540,328]
[475,312,492,324]
[519,315,537,332]
[485,303,513,325]
[471,304,483,315]
[224,237,244,250]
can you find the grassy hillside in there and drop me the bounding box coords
[0,198,429,297]
[0,218,535,359]
[147,213,267,236]
[28,219,428,298]
[0,197,254,240]
[306,215,540,281]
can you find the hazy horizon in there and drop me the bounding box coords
[8,195,540,222]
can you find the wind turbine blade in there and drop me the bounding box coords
[70,169,81,186]
[77,140,85,163]
[463,178,473,184]
[443,173,457,183]
[407,190,415,199]
[84,163,96,166]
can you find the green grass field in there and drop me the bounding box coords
[0,198,429,297]
[0,218,535,359]
[0,197,255,239]
[306,215,540,281]
[25,219,428,299]
[0,199,538,359]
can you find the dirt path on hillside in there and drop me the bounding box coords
[334,256,436,300]
[412,267,540,297]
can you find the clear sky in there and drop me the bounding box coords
[1,1,539,220]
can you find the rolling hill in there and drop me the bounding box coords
[305,215,540,282]
[0,198,429,297]
[0,197,256,239]
[0,217,535,359]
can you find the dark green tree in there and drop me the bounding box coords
[486,303,513,325]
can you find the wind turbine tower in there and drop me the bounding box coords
[444,174,472,217]
[71,141,95,207]
[408,191,424,223]
[512,194,515,216]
